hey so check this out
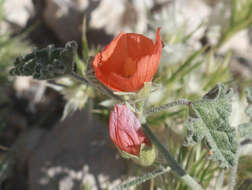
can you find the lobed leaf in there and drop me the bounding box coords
[238,123,252,139]
[10,41,78,80]
[245,87,252,120]
[183,84,238,168]
[238,87,252,139]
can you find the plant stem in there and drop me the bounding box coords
[70,71,123,101]
[142,123,204,190]
[145,99,191,115]
[113,166,171,190]
[70,71,89,85]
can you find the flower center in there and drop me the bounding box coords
[121,57,137,78]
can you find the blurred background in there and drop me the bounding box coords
[0,0,252,190]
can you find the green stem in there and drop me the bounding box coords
[113,166,171,190]
[145,99,191,115]
[70,71,89,85]
[142,123,204,190]
[70,71,123,101]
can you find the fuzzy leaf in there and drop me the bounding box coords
[10,41,78,80]
[238,122,252,139]
[238,87,252,139]
[184,84,238,168]
[245,87,252,120]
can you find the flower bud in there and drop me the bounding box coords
[109,104,156,166]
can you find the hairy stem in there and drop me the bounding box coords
[69,71,89,85]
[113,166,171,190]
[70,71,123,101]
[145,99,191,115]
[142,123,204,190]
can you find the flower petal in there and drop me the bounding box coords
[93,28,162,92]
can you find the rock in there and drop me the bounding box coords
[3,0,34,27]
[28,109,126,190]
[89,0,147,34]
[43,0,86,43]
[2,128,47,190]
[42,0,149,45]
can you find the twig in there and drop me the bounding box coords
[142,123,204,190]
[70,71,123,101]
[145,99,191,115]
[113,166,171,190]
[69,71,90,85]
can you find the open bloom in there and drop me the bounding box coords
[93,28,162,92]
[109,104,151,156]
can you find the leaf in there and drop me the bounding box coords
[81,17,89,64]
[238,87,252,139]
[10,41,78,80]
[238,122,252,139]
[245,87,252,120]
[183,84,238,168]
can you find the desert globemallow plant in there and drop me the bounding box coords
[9,27,252,190]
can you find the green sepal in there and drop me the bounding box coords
[119,144,156,167]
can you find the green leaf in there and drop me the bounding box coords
[246,87,252,104]
[245,87,252,120]
[238,87,252,139]
[238,122,252,139]
[81,17,89,64]
[10,41,78,80]
[183,84,238,168]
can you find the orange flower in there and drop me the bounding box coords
[92,28,162,92]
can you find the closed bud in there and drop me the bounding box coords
[109,104,156,166]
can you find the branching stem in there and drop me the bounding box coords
[145,99,191,115]
[70,71,123,101]
[69,71,90,85]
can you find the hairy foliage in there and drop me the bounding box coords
[184,84,238,168]
[9,41,77,80]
